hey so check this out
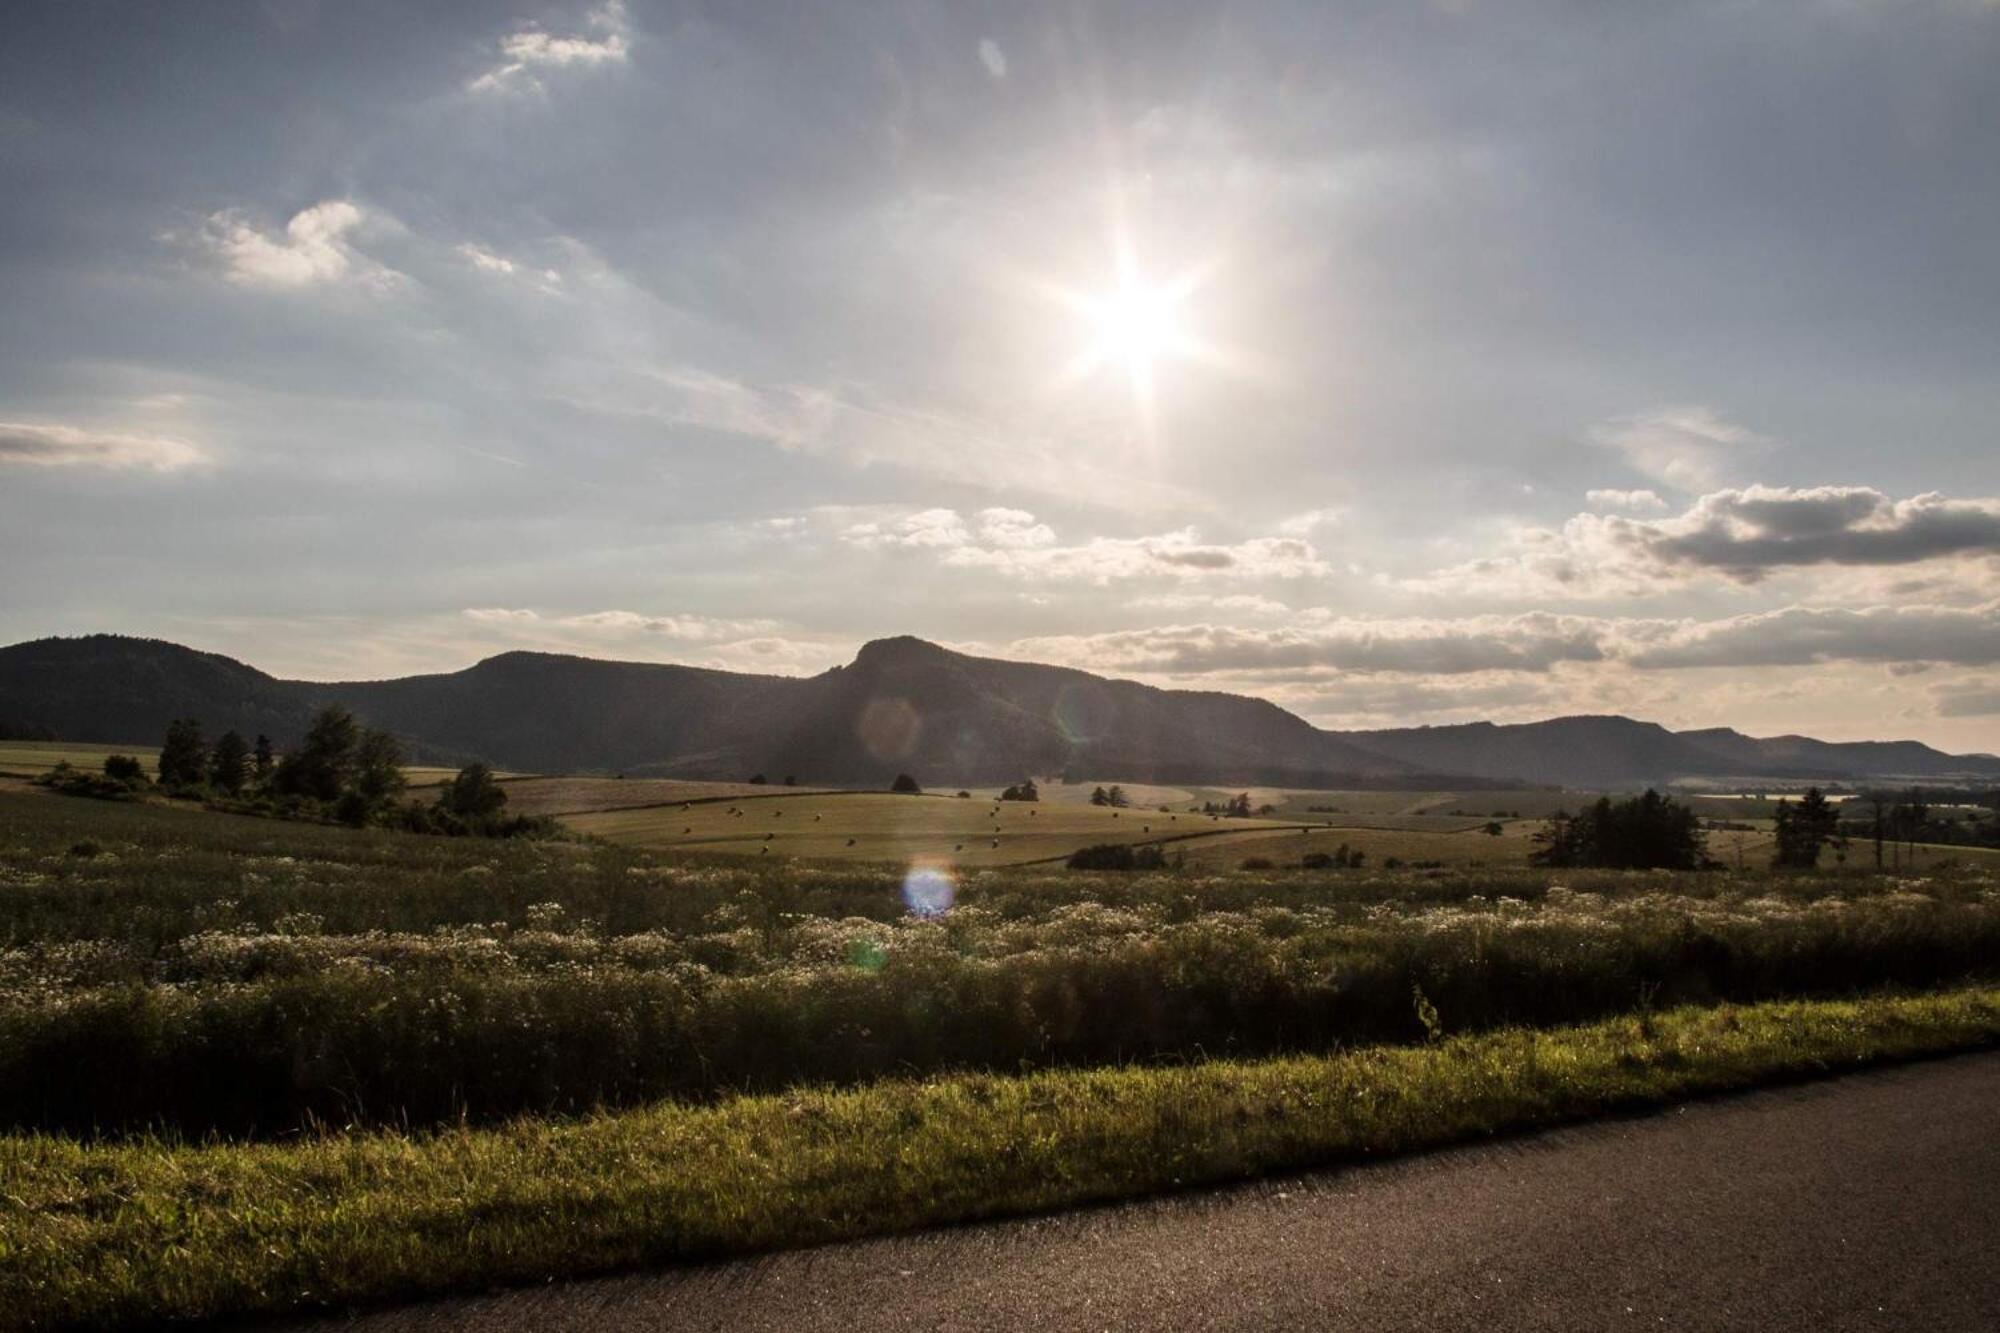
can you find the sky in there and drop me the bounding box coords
[3,0,1999,750]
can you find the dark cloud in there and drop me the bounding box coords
[1649,488,2000,579]
[1630,604,2000,669]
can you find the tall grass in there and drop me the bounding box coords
[5,988,1997,1331]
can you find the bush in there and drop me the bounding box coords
[102,755,149,787]
[1066,843,1168,871]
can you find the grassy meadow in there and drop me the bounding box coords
[6,769,2000,1326]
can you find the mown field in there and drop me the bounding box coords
[6,773,2000,1327]
[0,740,162,778]
[564,787,1294,866]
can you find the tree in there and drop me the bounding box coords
[102,754,149,789]
[208,730,250,795]
[1106,785,1130,808]
[1482,820,1504,837]
[749,774,768,785]
[275,705,360,803]
[440,761,508,822]
[253,734,275,783]
[1225,792,1252,818]
[1772,787,1841,869]
[157,717,209,790]
[891,773,922,794]
[350,728,407,810]
[1530,790,1707,870]
[1090,786,1110,806]
[1000,779,1040,802]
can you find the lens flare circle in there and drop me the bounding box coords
[901,863,957,918]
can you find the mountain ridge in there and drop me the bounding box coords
[2,633,1996,789]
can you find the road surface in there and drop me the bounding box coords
[295,1051,2000,1332]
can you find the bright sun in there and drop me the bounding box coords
[1056,249,1206,397]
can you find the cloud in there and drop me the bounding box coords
[1589,406,1772,492]
[1585,488,1667,513]
[1404,486,2000,599]
[978,38,1007,80]
[1646,486,2000,580]
[1933,679,2000,719]
[947,529,1332,583]
[841,508,972,549]
[461,607,779,642]
[457,242,562,287]
[1006,614,1608,677]
[0,421,204,471]
[1277,507,1345,535]
[974,507,1056,549]
[199,200,382,289]
[470,1,631,94]
[1627,603,2000,669]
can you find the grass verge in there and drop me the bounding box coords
[4,986,1998,1329]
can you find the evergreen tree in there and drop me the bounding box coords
[1772,787,1841,868]
[253,734,275,783]
[1090,786,1110,806]
[274,705,360,803]
[208,730,250,795]
[157,717,209,790]
[890,773,921,794]
[1530,790,1707,870]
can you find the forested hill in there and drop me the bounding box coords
[4,633,1997,789]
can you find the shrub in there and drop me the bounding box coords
[1066,843,1168,871]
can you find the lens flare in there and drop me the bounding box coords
[901,863,956,918]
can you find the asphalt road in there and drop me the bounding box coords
[296,1052,2000,1332]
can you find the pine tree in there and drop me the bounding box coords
[208,730,250,795]
[157,717,209,790]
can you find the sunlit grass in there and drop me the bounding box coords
[3,987,1995,1330]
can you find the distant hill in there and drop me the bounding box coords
[1349,716,2000,787]
[0,634,1420,787]
[4,633,1997,789]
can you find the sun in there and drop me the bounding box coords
[1066,255,1201,392]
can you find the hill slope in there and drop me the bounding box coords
[4,633,1995,788]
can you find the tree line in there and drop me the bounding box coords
[42,706,552,839]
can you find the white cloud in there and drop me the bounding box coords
[978,38,1007,80]
[461,607,779,642]
[201,200,379,289]
[974,507,1056,549]
[470,1,631,94]
[1589,406,1772,492]
[947,529,1332,583]
[1006,613,1608,677]
[841,507,972,549]
[1277,507,1344,535]
[0,420,204,471]
[1585,488,1667,513]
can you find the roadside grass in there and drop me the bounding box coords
[3,987,1996,1331]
